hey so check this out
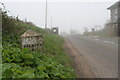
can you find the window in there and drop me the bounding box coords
[115,8,117,15]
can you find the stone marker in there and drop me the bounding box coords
[20,30,43,50]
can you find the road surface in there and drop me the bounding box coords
[65,35,118,78]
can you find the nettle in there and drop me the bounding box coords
[2,42,74,78]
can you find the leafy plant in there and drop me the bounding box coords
[2,8,76,79]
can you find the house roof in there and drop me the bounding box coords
[107,1,119,10]
[21,30,41,37]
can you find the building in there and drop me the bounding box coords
[107,1,120,36]
[20,30,43,50]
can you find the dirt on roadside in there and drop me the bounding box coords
[63,38,96,78]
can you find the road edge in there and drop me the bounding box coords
[63,38,96,78]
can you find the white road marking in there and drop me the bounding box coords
[94,39,99,41]
[103,40,115,44]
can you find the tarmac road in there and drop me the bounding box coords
[66,35,118,78]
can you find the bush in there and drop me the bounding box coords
[2,10,76,78]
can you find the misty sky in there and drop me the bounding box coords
[2,0,118,34]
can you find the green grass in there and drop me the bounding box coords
[2,11,76,78]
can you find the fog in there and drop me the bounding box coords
[3,0,117,34]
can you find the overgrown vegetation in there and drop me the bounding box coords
[2,6,76,78]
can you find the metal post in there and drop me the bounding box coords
[51,16,52,28]
[45,0,47,29]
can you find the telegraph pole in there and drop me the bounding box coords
[70,23,72,35]
[45,0,48,29]
[71,23,72,31]
[51,16,52,28]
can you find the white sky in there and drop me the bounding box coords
[1,0,119,34]
[1,0,118,2]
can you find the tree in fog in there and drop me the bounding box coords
[70,30,79,35]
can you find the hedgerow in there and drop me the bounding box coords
[2,4,76,79]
